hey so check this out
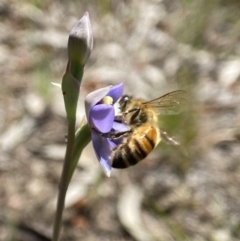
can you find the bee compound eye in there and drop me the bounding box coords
[121,95,130,102]
[119,95,128,103]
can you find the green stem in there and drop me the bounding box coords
[52,119,76,241]
[68,123,91,183]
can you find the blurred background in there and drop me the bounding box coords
[1,0,240,240]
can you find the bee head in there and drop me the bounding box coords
[118,95,132,111]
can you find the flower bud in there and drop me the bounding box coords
[68,12,93,66]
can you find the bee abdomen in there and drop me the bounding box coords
[133,139,148,159]
[112,133,156,169]
[112,143,139,169]
[112,124,159,169]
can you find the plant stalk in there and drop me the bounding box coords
[52,119,76,241]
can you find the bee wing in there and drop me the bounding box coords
[143,90,188,115]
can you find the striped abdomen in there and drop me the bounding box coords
[112,124,160,169]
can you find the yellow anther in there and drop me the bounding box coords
[101,96,113,105]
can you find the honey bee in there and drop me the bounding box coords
[111,90,188,169]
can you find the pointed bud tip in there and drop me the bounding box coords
[68,12,93,66]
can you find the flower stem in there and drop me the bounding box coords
[68,123,91,183]
[52,119,76,241]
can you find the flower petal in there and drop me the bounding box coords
[112,121,130,133]
[90,104,114,133]
[85,85,112,121]
[91,131,112,176]
[107,83,124,102]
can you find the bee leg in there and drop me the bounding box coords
[122,107,141,124]
[160,130,180,146]
[115,108,141,123]
[101,130,132,139]
[110,130,132,139]
[160,130,188,156]
[114,115,123,122]
[123,107,140,115]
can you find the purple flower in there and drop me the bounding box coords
[85,83,129,176]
